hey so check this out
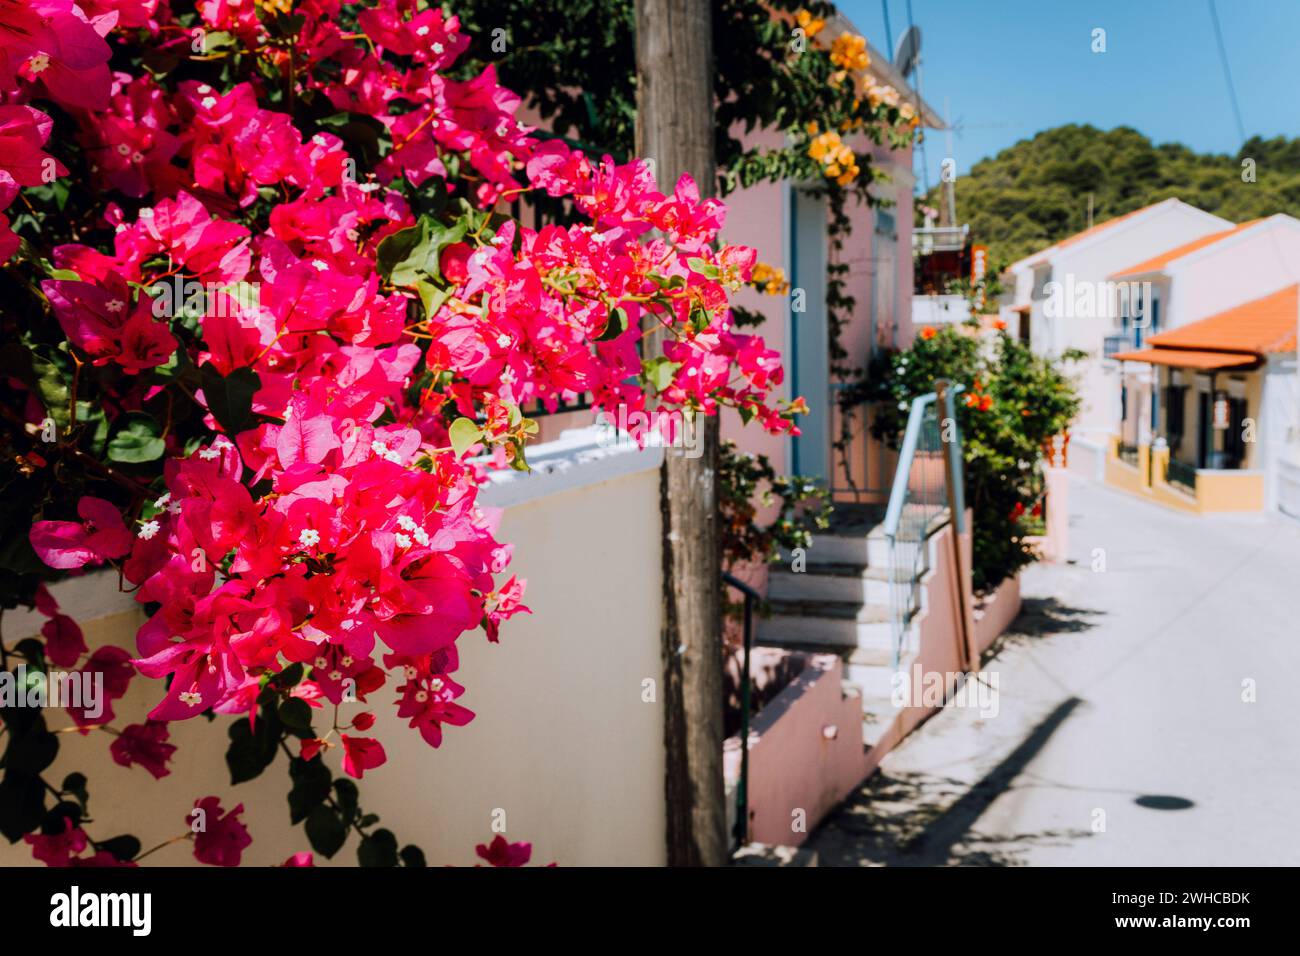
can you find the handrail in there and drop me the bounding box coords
[882,384,965,539]
[722,572,759,852]
[882,392,938,539]
[881,383,965,670]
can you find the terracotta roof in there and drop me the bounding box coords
[1111,220,1259,278]
[1111,285,1298,370]
[1110,348,1257,370]
[1148,284,1298,354]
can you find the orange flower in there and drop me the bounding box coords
[796,10,826,38]
[830,33,870,72]
[920,326,936,340]
[992,319,1007,331]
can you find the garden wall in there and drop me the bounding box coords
[1,429,669,867]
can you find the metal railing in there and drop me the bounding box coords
[1118,442,1139,467]
[882,384,965,669]
[722,572,758,851]
[1103,333,1135,360]
[1166,457,1197,494]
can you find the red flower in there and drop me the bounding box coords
[190,796,252,867]
[475,834,533,867]
[29,496,132,570]
[341,734,388,779]
[40,614,85,667]
[110,722,176,779]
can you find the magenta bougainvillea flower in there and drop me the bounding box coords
[109,721,177,779]
[340,734,388,779]
[29,496,132,569]
[7,0,807,866]
[475,835,533,868]
[191,796,252,867]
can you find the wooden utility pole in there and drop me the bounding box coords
[634,0,726,866]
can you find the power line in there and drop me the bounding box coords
[1207,0,1248,149]
[882,0,894,62]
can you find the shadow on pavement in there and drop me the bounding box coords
[810,698,1091,866]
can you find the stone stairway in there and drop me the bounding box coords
[758,503,934,750]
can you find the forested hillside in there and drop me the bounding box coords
[926,124,1300,265]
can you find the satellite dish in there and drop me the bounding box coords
[893,25,921,77]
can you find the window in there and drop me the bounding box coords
[1165,385,1186,452]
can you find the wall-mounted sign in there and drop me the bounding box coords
[1213,393,1229,430]
[971,244,988,310]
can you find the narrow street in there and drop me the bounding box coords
[809,473,1300,866]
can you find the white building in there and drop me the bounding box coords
[1002,199,1233,471]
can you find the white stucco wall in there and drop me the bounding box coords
[0,432,669,867]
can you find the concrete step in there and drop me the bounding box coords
[844,657,899,700]
[769,562,911,605]
[756,599,893,649]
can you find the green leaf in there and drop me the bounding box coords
[107,411,165,464]
[225,717,278,785]
[597,305,628,342]
[30,352,69,431]
[61,772,89,814]
[687,256,719,279]
[277,697,313,731]
[415,278,453,319]
[642,357,681,392]
[332,779,359,822]
[448,417,483,458]
[287,756,332,825]
[376,215,468,287]
[400,844,427,868]
[357,828,399,867]
[199,364,260,437]
[96,834,141,863]
[0,773,46,842]
[4,716,57,775]
[304,804,348,859]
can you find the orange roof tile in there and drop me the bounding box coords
[1110,348,1257,370]
[1148,284,1298,354]
[1111,220,1260,278]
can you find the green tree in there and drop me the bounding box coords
[869,324,1083,591]
[924,124,1300,264]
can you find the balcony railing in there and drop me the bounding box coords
[1165,458,1197,494]
[912,224,970,254]
[1103,333,1135,359]
[1117,442,1139,467]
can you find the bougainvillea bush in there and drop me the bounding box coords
[0,0,800,866]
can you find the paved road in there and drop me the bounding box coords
[809,473,1300,866]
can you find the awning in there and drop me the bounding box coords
[1110,348,1257,370]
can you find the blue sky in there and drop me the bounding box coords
[838,0,1300,193]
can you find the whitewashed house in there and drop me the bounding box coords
[1001,199,1233,474]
